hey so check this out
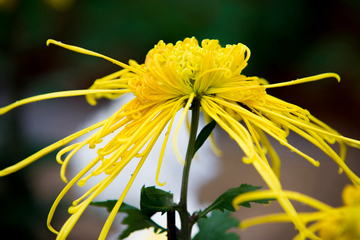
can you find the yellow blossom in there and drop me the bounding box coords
[1,37,360,239]
[124,228,167,240]
[233,185,360,240]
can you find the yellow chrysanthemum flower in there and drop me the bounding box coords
[233,185,360,240]
[1,37,359,239]
[124,227,167,240]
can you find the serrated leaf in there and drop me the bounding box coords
[90,200,166,239]
[193,210,240,240]
[193,120,216,157]
[140,185,176,217]
[198,184,274,219]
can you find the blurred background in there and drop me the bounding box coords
[0,0,360,239]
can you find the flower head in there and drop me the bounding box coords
[1,37,359,239]
[233,185,360,240]
[124,227,167,240]
[318,185,360,240]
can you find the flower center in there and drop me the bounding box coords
[128,37,265,104]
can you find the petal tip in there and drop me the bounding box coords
[46,39,57,47]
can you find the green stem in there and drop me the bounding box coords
[167,210,177,240]
[178,99,200,240]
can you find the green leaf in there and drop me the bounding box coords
[193,210,240,240]
[140,185,176,217]
[193,120,216,157]
[90,200,166,239]
[198,184,274,219]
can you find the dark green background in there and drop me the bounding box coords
[0,0,359,239]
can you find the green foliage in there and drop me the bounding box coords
[91,184,273,239]
[198,184,273,219]
[193,210,240,240]
[140,185,176,217]
[193,120,217,158]
[90,200,166,239]
[91,186,176,239]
